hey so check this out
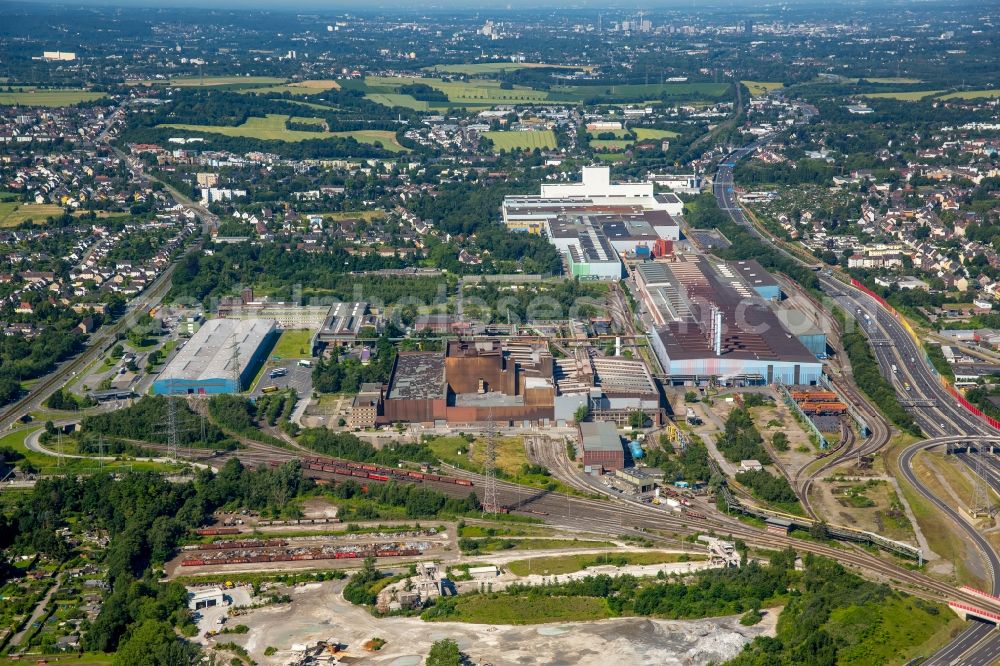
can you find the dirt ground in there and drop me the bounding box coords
[747,400,817,475]
[215,579,777,666]
[806,476,916,543]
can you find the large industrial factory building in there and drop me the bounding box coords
[501,166,681,280]
[636,256,823,386]
[380,340,556,426]
[372,338,663,427]
[153,318,278,395]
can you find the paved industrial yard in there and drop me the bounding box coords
[222,579,777,665]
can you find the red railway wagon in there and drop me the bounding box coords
[195,528,240,536]
[295,455,471,487]
[684,510,706,520]
[368,473,390,481]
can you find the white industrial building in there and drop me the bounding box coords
[648,172,703,194]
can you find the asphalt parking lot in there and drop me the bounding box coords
[251,360,313,398]
[190,585,254,642]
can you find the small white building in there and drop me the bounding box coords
[188,587,225,611]
[467,565,500,579]
[739,459,764,472]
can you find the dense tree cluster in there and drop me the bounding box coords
[716,408,771,465]
[3,459,307,657]
[81,395,229,448]
[729,554,927,666]
[734,159,835,187]
[313,335,395,394]
[735,469,801,513]
[169,243,413,305]
[460,279,606,324]
[405,182,562,273]
[642,437,711,485]
[331,478,479,518]
[0,325,87,407]
[44,387,95,411]
[429,548,795,620]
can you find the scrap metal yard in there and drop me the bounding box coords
[169,526,454,576]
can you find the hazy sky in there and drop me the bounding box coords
[11,0,846,10]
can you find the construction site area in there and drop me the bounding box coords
[201,577,775,666]
[182,532,762,666]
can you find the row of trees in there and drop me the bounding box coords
[837,310,921,435]
[297,428,437,467]
[428,548,795,622]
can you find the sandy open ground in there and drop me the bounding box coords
[218,579,775,665]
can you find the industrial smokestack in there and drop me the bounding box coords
[713,308,723,356]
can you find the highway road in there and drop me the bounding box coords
[714,139,1000,664]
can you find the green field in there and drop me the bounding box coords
[554,81,730,103]
[461,538,616,554]
[426,434,591,497]
[742,80,784,97]
[289,115,326,126]
[271,328,315,359]
[0,89,106,107]
[241,79,341,96]
[595,153,628,162]
[429,594,610,624]
[506,551,701,577]
[130,76,285,88]
[633,127,679,140]
[589,139,631,151]
[360,76,730,109]
[158,114,407,151]
[483,130,557,152]
[861,90,944,100]
[364,93,435,111]
[587,128,631,139]
[0,202,65,226]
[425,63,592,75]
[938,89,1000,100]
[863,77,924,84]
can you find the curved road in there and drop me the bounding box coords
[714,140,1000,664]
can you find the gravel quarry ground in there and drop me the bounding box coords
[224,580,776,665]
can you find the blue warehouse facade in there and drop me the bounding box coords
[153,318,279,395]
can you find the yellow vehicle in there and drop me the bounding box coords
[262,385,279,394]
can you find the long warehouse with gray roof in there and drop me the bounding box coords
[153,318,279,395]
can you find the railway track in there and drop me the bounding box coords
[110,430,1000,616]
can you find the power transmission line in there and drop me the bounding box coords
[482,411,499,516]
